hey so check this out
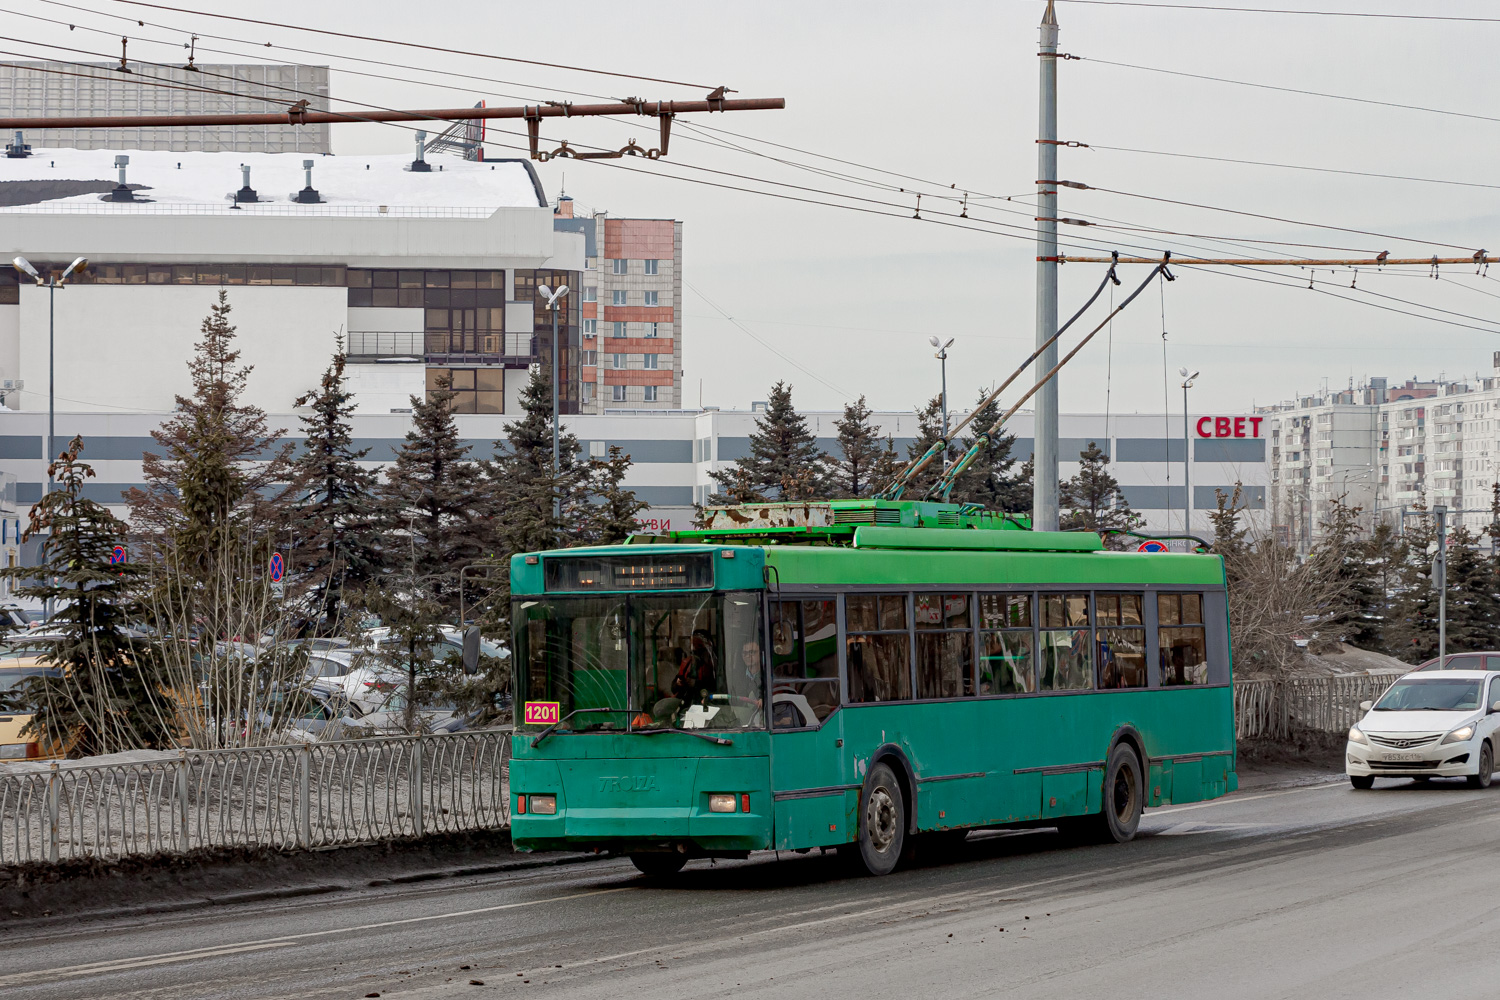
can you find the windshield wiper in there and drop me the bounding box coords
[632,726,733,746]
[530,708,622,748]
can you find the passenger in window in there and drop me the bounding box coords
[670,629,718,704]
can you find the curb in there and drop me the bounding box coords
[1,852,607,929]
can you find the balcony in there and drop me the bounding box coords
[348,331,539,368]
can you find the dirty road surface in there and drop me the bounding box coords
[3,775,1496,998]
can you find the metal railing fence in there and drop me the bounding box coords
[1235,675,1398,741]
[0,729,511,867]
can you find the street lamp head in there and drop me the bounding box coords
[538,283,552,300]
[928,335,941,347]
[12,256,39,283]
[942,337,955,350]
[1178,366,1189,378]
[62,257,87,280]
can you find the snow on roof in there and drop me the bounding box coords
[0,147,546,213]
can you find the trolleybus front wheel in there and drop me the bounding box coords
[630,852,687,878]
[855,762,906,876]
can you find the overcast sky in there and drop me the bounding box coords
[29,0,1500,416]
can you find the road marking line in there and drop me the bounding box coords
[1149,780,1345,816]
[0,887,631,987]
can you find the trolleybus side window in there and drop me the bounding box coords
[978,593,1036,695]
[769,600,841,728]
[1039,593,1093,692]
[1158,592,1209,686]
[915,593,973,699]
[846,594,912,703]
[1096,593,1148,690]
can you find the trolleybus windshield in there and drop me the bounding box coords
[514,592,765,733]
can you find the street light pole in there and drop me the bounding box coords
[537,283,570,529]
[1434,503,1448,659]
[1033,0,1061,532]
[13,256,86,494]
[929,336,954,454]
[1179,369,1198,549]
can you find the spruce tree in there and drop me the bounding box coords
[1437,525,1500,653]
[288,341,383,632]
[829,396,885,498]
[125,290,293,576]
[1351,521,1406,653]
[945,392,1028,511]
[581,446,647,545]
[1060,442,1143,542]
[5,438,166,755]
[1388,500,1439,662]
[707,382,829,502]
[901,394,948,498]
[376,376,493,612]
[489,367,583,559]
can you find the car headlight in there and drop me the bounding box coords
[1348,726,1368,745]
[1442,725,1475,745]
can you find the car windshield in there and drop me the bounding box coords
[1373,678,1482,712]
[513,591,764,732]
[0,665,62,690]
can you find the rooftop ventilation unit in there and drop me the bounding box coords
[408,130,431,172]
[108,155,137,201]
[294,159,322,204]
[5,131,30,159]
[232,163,259,205]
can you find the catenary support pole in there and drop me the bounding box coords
[1435,504,1449,659]
[1182,382,1191,548]
[551,303,561,527]
[1033,0,1061,531]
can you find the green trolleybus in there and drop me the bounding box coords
[508,500,1235,877]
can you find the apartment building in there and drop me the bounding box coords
[0,62,331,153]
[554,198,682,411]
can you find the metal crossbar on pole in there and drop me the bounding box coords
[0,97,785,132]
[1055,255,1494,266]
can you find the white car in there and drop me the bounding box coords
[1346,670,1500,789]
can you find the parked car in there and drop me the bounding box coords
[1346,669,1500,789]
[256,682,467,741]
[1417,652,1500,672]
[0,639,63,761]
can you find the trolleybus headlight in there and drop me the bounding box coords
[1347,726,1368,745]
[530,794,557,815]
[708,793,738,813]
[1442,725,1475,745]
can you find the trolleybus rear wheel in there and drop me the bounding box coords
[856,762,906,876]
[630,852,687,877]
[1062,744,1143,844]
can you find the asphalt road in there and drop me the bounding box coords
[5,773,1500,1000]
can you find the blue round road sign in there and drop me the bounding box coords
[269,552,285,582]
[1137,540,1169,553]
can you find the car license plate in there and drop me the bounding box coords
[1382,753,1422,762]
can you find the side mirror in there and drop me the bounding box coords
[462,626,481,675]
[1359,700,1373,712]
[1490,700,1500,714]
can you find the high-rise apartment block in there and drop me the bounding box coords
[0,62,331,153]
[554,198,682,411]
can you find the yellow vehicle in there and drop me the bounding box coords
[0,639,63,761]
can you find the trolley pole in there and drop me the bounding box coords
[1033,0,1061,531]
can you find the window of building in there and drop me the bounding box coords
[612,384,627,402]
[582,383,595,403]
[915,594,972,699]
[1159,593,1208,685]
[581,350,597,366]
[348,269,502,310]
[612,354,626,369]
[426,367,503,413]
[645,322,660,338]
[1039,593,1092,691]
[847,594,911,703]
[978,593,1035,694]
[612,259,628,274]
[645,259,659,275]
[612,322,626,338]
[612,290,627,306]
[583,287,597,302]
[770,600,840,728]
[644,290,659,306]
[1096,593,1147,689]
[583,319,597,335]
[643,354,658,370]
[643,385,658,402]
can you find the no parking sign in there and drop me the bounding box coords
[1137,540,1169,553]
[268,552,285,582]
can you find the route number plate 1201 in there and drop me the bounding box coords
[1383,753,1422,762]
[524,701,561,726]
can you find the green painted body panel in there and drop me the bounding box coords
[508,506,1235,857]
